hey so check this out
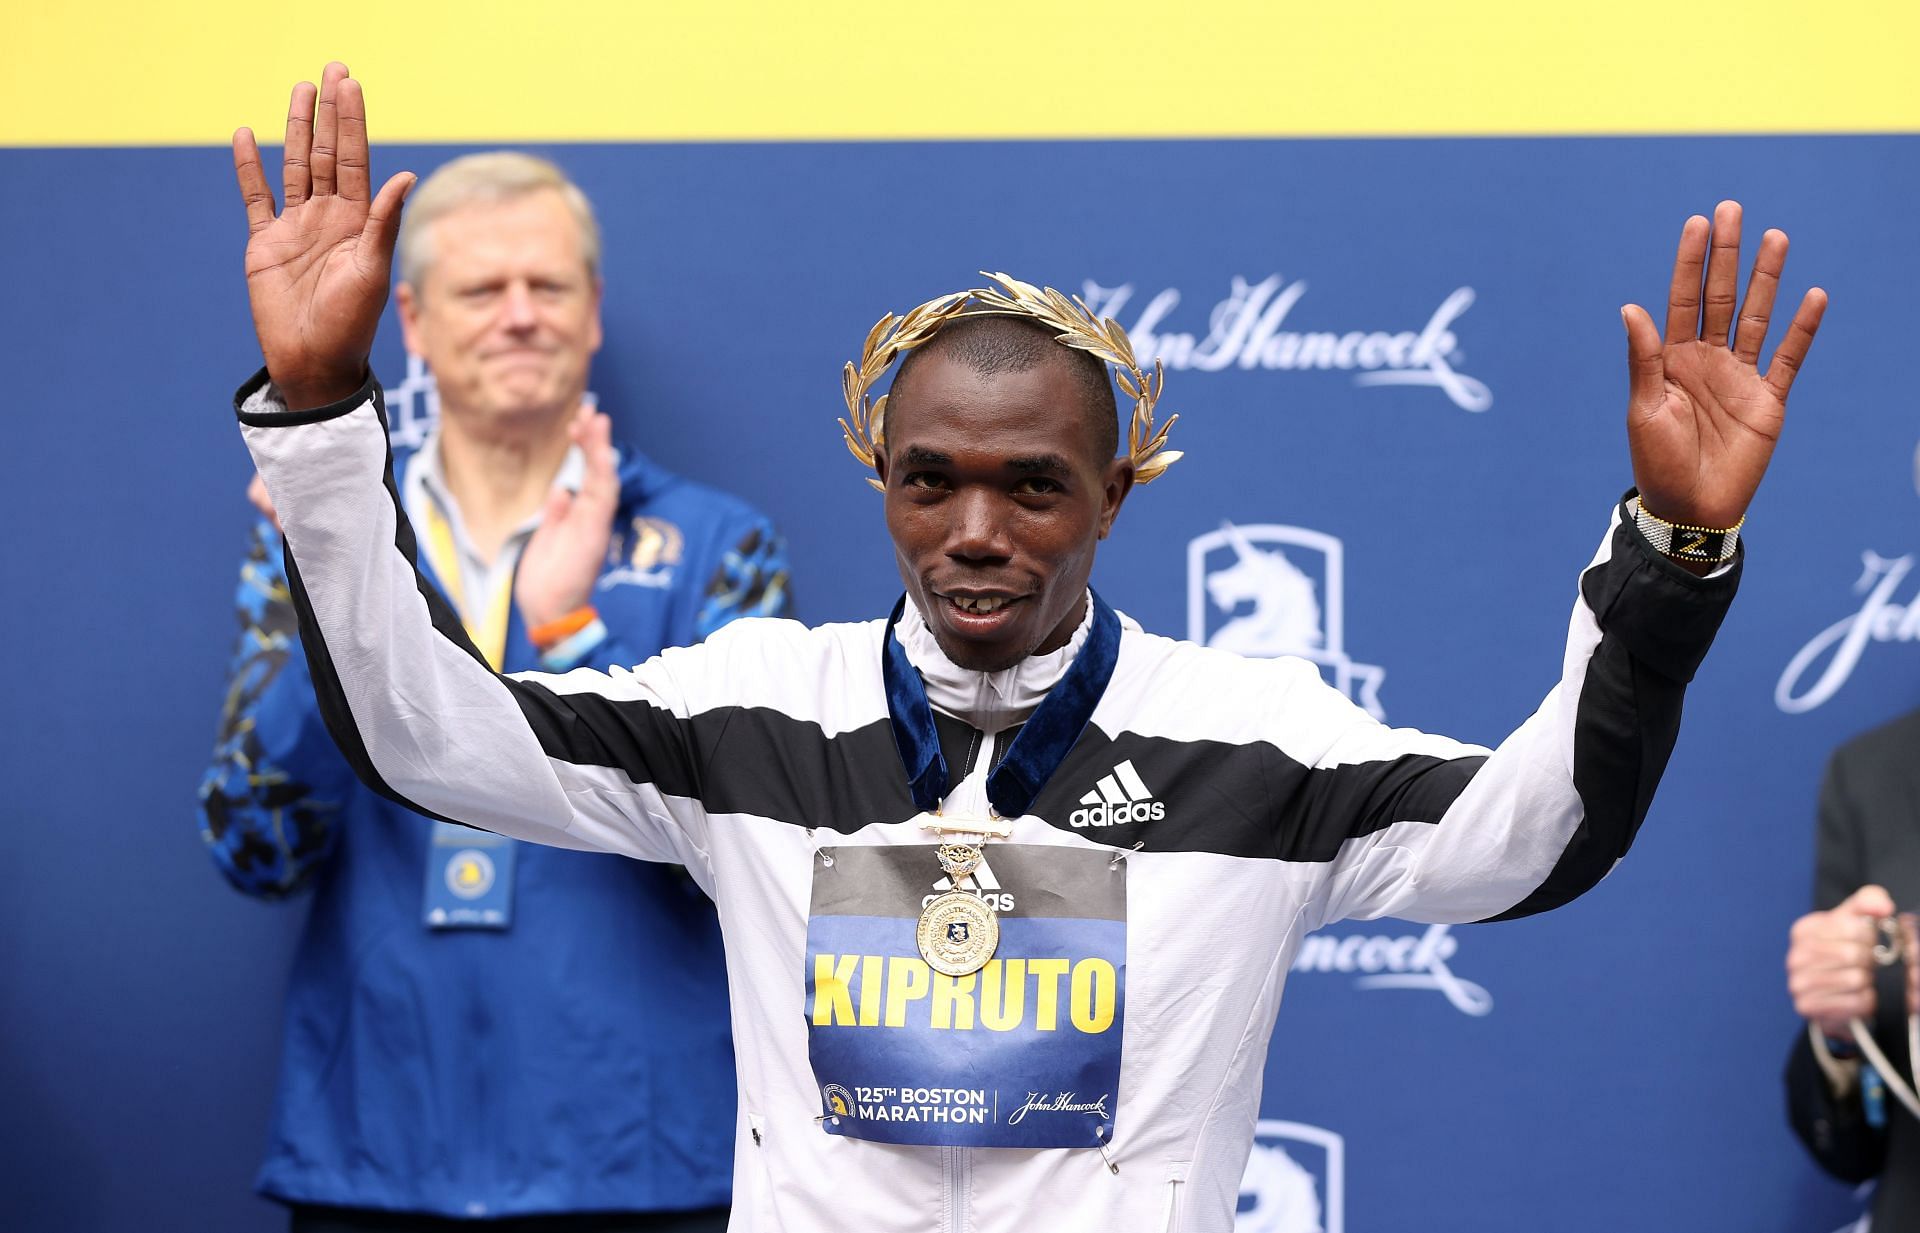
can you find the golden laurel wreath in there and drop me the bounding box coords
[837,272,1183,492]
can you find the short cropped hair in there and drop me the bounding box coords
[892,315,1120,463]
[396,151,601,290]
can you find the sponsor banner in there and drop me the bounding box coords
[1290,922,1492,1017]
[1777,548,1920,713]
[806,844,1126,1148]
[1085,278,1491,412]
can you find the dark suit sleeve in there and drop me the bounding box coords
[1814,750,1870,912]
[1786,1027,1885,1184]
[1784,746,1887,1182]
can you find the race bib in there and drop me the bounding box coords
[805,843,1126,1148]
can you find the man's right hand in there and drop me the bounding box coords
[1787,883,1895,1042]
[232,62,415,411]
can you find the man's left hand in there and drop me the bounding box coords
[517,407,619,629]
[1622,200,1827,536]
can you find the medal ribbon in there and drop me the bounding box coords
[882,590,1122,816]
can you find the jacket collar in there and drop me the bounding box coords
[895,594,1097,733]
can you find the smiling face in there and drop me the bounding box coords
[396,188,603,433]
[877,339,1134,673]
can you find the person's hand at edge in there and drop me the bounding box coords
[232,62,415,411]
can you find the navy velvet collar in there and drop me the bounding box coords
[882,592,1121,817]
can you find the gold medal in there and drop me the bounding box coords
[917,889,999,977]
[916,840,999,975]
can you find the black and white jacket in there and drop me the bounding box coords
[239,371,1737,1233]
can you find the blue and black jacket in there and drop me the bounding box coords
[198,439,790,1218]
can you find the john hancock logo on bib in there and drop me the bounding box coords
[805,844,1126,1149]
[1188,523,1386,720]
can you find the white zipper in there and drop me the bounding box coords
[942,1144,970,1233]
[1162,1160,1191,1232]
[938,718,991,1233]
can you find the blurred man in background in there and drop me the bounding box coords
[200,141,789,1232]
[1784,713,1920,1230]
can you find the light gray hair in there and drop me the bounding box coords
[396,151,601,290]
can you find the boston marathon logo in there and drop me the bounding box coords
[1081,277,1492,413]
[817,1083,993,1127]
[1188,523,1387,720]
[443,848,495,900]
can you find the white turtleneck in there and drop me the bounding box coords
[895,594,1099,734]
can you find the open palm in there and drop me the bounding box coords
[233,63,414,409]
[1623,202,1826,531]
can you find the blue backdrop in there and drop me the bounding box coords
[2,134,1914,1231]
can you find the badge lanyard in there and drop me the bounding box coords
[421,500,514,671]
[418,498,519,930]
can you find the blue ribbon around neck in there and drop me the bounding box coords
[882,591,1121,817]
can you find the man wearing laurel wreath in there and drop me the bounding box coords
[227,66,1824,1231]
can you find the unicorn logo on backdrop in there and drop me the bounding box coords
[1188,523,1386,719]
[1237,1120,1344,1233]
[1081,276,1492,412]
[1204,522,1325,657]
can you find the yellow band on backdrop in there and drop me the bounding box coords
[4,1,1915,146]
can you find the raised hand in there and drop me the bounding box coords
[232,63,415,410]
[516,406,621,629]
[1622,201,1827,534]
